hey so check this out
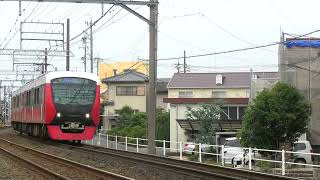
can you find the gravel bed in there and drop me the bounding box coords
[0,141,101,180]
[0,128,202,180]
[0,150,46,180]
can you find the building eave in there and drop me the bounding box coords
[163,98,249,104]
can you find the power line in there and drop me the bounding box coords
[70,5,115,42]
[145,29,320,61]
[0,2,31,48]
[2,3,41,49]
[93,7,123,33]
[199,13,275,54]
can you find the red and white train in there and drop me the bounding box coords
[11,71,100,142]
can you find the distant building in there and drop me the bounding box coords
[279,34,320,146]
[164,72,277,149]
[98,61,148,92]
[101,69,169,129]
[250,72,279,100]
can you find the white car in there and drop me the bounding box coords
[183,142,213,155]
[293,141,313,164]
[223,137,243,164]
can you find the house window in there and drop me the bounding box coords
[179,91,193,98]
[116,86,145,96]
[229,107,237,120]
[212,91,226,98]
[137,86,145,96]
[221,106,247,120]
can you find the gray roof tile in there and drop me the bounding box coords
[102,70,148,83]
[168,72,278,88]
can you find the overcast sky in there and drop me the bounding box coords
[0,0,320,78]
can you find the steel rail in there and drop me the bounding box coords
[0,147,69,180]
[0,138,133,180]
[66,144,299,180]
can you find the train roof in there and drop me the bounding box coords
[12,71,100,97]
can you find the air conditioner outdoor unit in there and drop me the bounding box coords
[216,74,223,85]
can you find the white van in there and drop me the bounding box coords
[293,141,313,164]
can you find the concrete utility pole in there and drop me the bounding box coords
[82,36,87,72]
[90,19,94,73]
[147,0,158,155]
[95,57,100,76]
[66,18,70,71]
[44,48,48,73]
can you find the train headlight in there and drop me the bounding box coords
[57,112,61,118]
[85,113,90,119]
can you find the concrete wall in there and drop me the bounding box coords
[168,88,250,98]
[170,104,196,149]
[279,38,320,145]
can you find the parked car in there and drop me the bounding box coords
[293,141,313,164]
[223,137,243,164]
[232,140,313,167]
[183,142,214,155]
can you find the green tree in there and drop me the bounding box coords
[156,110,170,141]
[239,82,311,150]
[186,104,222,144]
[117,105,135,127]
[108,106,170,141]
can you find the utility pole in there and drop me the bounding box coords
[3,86,6,123]
[95,57,100,76]
[147,0,158,155]
[183,50,186,73]
[66,18,70,71]
[90,19,94,73]
[82,36,87,72]
[44,48,48,73]
[175,60,181,73]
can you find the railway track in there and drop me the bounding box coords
[61,143,299,180]
[0,138,133,180]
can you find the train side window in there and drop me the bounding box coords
[39,86,43,104]
[27,91,31,106]
[33,89,36,105]
[35,88,40,105]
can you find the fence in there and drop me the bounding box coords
[85,132,320,176]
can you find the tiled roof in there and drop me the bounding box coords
[167,72,278,88]
[102,69,148,83]
[157,78,170,92]
[102,70,170,92]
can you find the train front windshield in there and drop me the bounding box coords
[51,77,96,114]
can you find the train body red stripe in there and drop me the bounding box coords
[45,83,56,124]
[91,85,100,126]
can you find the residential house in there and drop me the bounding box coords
[101,69,170,129]
[164,72,277,149]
